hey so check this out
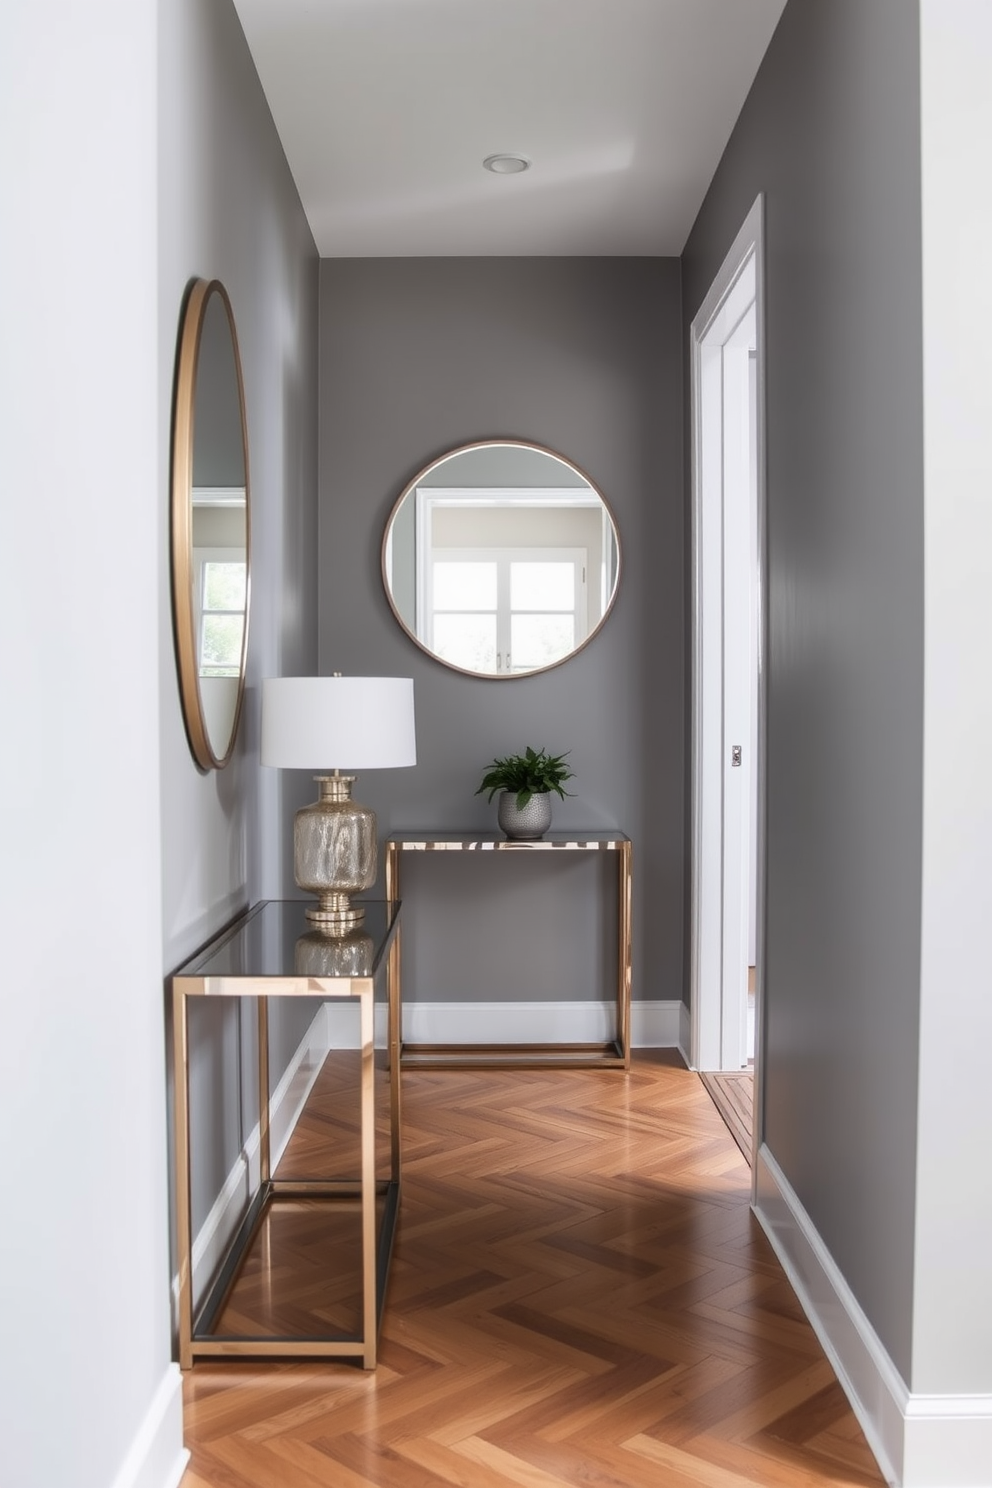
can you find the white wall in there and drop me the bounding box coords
[0,2,319,1483]
[915,0,992,1398]
[0,4,181,1487]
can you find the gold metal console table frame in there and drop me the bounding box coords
[385,833,632,1070]
[171,900,402,1370]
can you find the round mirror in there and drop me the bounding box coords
[170,279,250,769]
[381,440,621,678]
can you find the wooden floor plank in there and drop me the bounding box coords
[181,1052,883,1488]
[699,1072,754,1164]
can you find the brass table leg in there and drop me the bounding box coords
[360,984,376,1368]
[618,840,633,1068]
[172,984,193,1370]
[389,922,402,1180]
[257,996,270,1185]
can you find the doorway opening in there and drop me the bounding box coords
[689,196,767,1173]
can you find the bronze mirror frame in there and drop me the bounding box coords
[381,438,622,680]
[170,278,251,770]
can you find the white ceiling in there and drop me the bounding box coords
[231,0,787,258]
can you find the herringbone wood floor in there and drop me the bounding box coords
[700,1070,754,1164]
[181,1051,884,1487]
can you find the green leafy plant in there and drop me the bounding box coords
[475,746,574,810]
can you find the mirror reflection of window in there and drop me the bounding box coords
[190,489,248,761]
[430,551,584,674]
[198,556,247,677]
[170,278,251,769]
[381,441,621,680]
[431,561,498,672]
[509,558,579,672]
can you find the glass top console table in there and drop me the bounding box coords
[170,899,401,1370]
[385,833,632,1070]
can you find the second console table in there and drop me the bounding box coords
[385,832,632,1069]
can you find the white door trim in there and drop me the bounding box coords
[689,194,768,1179]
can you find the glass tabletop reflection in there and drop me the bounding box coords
[172,900,399,981]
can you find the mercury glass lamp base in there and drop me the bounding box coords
[295,924,376,976]
[293,774,377,929]
[306,891,366,929]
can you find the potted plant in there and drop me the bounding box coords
[476,745,574,839]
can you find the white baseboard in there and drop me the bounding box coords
[402,1000,681,1048]
[902,1398,992,1488]
[631,999,682,1048]
[253,1004,334,1182]
[109,1364,188,1488]
[755,1144,992,1488]
[324,1001,388,1050]
[174,1004,332,1314]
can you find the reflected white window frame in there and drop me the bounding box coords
[430,557,499,672]
[432,608,499,672]
[430,547,586,674]
[414,486,604,641]
[194,545,247,678]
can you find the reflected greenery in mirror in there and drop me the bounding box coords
[381,440,621,679]
[170,279,251,769]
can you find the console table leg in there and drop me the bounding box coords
[389,924,402,1180]
[173,986,193,1370]
[257,996,270,1185]
[360,987,376,1367]
[618,841,633,1068]
[385,840,399,908]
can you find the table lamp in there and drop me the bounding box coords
[261,674,416,930]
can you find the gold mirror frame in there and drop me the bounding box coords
[170,279,251,770]
[381,439,622,680]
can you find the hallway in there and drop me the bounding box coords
[181,1053,883,1487]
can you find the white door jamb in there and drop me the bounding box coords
[689,194,768,1184]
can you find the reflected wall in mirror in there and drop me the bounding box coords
[382,440,621,678]
[170,278,250,769]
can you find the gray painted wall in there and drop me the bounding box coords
[318,259,683,1010]
[159,0,318,1246]
[191,290,245,487]
[420,445,588,487]
[682,0,924,1380]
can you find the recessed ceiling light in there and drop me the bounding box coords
[483,154,531,175]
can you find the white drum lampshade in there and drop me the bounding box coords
[261,676,416,929]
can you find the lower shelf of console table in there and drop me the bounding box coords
[385,832,632,1070]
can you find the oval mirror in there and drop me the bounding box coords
[381,440,621,678]
[170,279,250,769]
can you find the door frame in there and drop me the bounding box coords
[688,194,768,1175]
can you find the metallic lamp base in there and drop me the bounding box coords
[294,774,377,930]
[305,890,366,929]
